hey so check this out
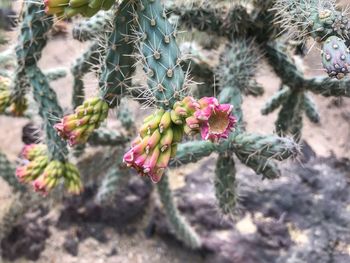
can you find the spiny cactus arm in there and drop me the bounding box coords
[170,140,216,166]
[275,90,304,140]
[265,43,350,97]
[215,153,237,215]
[72,9,113,42]
[157,174,202,249]
[273,0,350,41]
[98,1,136,108]
[27,65,68,161]
[235,152,281,180]
[117,98,136,132]
[0,152,24,191]
[168,2,253,39]
[95,161,129,205]
[135,0,186,109]
[304,93,320,123]
[88,128,129,146]
[72,42,100,109]
[231,133,300,161]
[261,85,291,115]
[44,67,67,82]
[10,2,53,114]
[304,77,350,97]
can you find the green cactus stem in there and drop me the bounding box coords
[27,65,68,162]
[235,152,281,180]
[88,128,129,146]
[214,153,237,215]
[275,90,304,141]
[95,155,129,204]
[157,174,202,249]
[0,151,23,191]
[10,1,53,116]
[261,85,291,115]
[98,1,136,108]
[135,0,186,109]
[72,42,100,109]
[72,9,113,42]
[304,93,320,124]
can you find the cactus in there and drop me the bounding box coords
[44,0,115,18]
[0,0,348,251]
[321,36,350,79]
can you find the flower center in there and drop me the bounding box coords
[208,110,229,134]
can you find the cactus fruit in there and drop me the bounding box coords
[44,0,115,18]
[321,36,350,79]
[55,97,109,146]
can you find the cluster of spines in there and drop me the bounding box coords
[98,0,136,108]
[134,0,187,109]
[72,9,113,42]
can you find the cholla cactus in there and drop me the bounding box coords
[0,0,349,251]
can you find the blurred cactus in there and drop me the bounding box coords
[0,0,349,251]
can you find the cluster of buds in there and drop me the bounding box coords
[0,76,28,116]
[0,76,11,113]
[172,97,236,141]
[43,0,114,18]
[124,97,236,183]
[16,144,83,195]
[124,109,183,183]
[54,97,109,146]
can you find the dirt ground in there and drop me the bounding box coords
[0,0,349,262]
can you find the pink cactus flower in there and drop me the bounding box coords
[194,97,236,142]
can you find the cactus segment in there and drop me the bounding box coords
[303,93,320,123]
[98,1,136,108]
[321,36,350,79]
[261,86,291,115]
[72,42,100,109]
[0,151,24,191]
[215,154,237,215]
[27,66,68,161]
[73,9,113,42]
[157,174,202,249]
[275,90,304,141]
[135,0,186,109]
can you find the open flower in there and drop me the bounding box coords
[54,97,109,146]
[194,97,236,141]
[172,96,236,142]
